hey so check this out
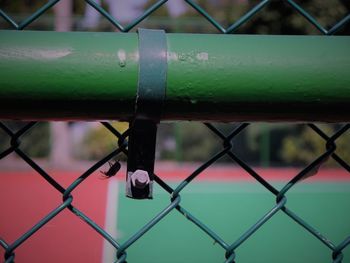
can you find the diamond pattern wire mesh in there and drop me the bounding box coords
[0,1,350,262]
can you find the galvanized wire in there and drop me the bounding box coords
[0,1,350,262]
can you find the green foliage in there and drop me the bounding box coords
[176,122,220,161]
[241,0,349,34]
[150,0,349,34]
[0,0,85,14]
[80,122,128,160]
[0,0,48,13]
[281,124,350,167]
[166,122,252,163]
[0,121,50,158]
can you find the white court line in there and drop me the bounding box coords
[102,179,119,263]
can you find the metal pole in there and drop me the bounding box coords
[50,0,73,168]
[0,30,349,122]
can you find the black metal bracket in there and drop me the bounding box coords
[126,28,167,199]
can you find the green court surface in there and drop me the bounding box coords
[117,182,350,263]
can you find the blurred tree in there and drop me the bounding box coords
[237,0,349,34]
[0,0,47,12]
[281,124,350,167]
[0,121,50,158]
[175,122,220,161]
[163,122,254,163]
[79,122,128,160]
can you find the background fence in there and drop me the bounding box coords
[0,1,350,262]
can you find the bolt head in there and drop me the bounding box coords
[130,169,150,189]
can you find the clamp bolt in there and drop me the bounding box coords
[130,169,150,189]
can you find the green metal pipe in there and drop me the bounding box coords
[0,30,349,122]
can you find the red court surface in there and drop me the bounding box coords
[0,167,349,263]
[0,171,109,263]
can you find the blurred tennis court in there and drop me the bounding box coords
[1,167,349,263]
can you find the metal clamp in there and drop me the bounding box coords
[126,28,167,199]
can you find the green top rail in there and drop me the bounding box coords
[0,30,349,122]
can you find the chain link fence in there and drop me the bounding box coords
[1,1,350,262]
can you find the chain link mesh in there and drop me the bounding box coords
[1,1,350,262]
